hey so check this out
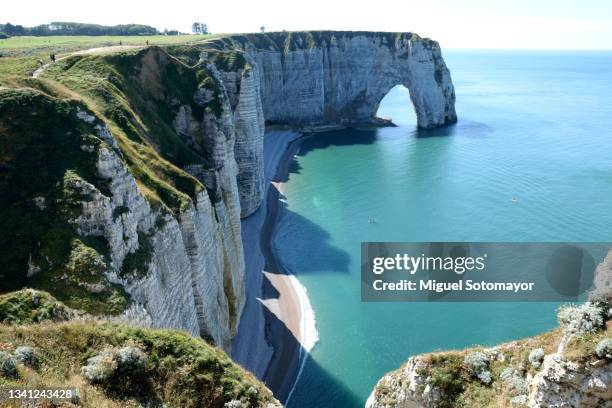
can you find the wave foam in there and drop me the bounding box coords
[285,274,319,404]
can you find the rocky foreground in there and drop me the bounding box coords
[0,289,281,407]
[367,280,612,408]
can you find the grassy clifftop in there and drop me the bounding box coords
[203,31,433,54]
[0,289,76,325]
[0,34,214,77]
[0,318,278,407]
[0,31,432,78]
[41,47,213,212]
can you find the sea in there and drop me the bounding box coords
[271,50,612,407]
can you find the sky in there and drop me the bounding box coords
[3,0,612,49]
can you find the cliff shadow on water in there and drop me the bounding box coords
[267,135,352,276]
[259,304,362,407]
[277,129,378,186]
[412,118,493,139]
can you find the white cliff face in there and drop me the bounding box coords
[219,57,266,218]
[69,139,202,338]
[197,31,456,221]
[70,87,247,350]
[227,32,456,129]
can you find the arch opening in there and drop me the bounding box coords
[375,84,417,128]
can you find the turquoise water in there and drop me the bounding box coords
[274,51,612,407]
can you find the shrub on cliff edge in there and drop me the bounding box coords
[463,351,491,384]
[528,348,545,369]
[595,338,612,359]
[558,302,606,335]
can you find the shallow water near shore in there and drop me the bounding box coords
[272,50,612,407]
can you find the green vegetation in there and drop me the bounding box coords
[0,88,130,314]
[120,232,154,278]
[0,35,211,56]
[385,317,612,408]
[40,47,213,212]
[205,31,420,54]
[207,50,248,72]
[0,321,278,407]
[564,321,612,362]
[0,56,41,78]
[0,39,243,314]
[426,353,465,407]
[0,22,160,38]
[0,31,252,315]
[0,35,214,77]
[0,290,74,324]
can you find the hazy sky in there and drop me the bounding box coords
[3,0,612,49]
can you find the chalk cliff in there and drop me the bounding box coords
[215,53,266,218]
[207,31,457,129]
[0,46,261,351]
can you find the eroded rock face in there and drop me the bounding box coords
[217,54,265,218]
[365,357,440,408]
[529,354,612,408]
[366,349,612,408]
[222,32,456,129]
[69,137,202,339]
[70,91,246,351]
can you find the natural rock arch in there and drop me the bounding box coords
[213,31,457,129]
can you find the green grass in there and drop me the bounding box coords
[0,35,213,55]
[40,47,211,213]
[0,289,75,324]
[120,232,154,278]
[0,320,278,407]
[0,57,42,77]
[0,88,130,315]
[0,31,427,77]
[564,320,612,362]
[426,353,465,407]
[0,34,217,77]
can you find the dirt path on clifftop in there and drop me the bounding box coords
[32,45,143,78]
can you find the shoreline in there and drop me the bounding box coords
[261,134,319,403]
[232,130,317,404]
